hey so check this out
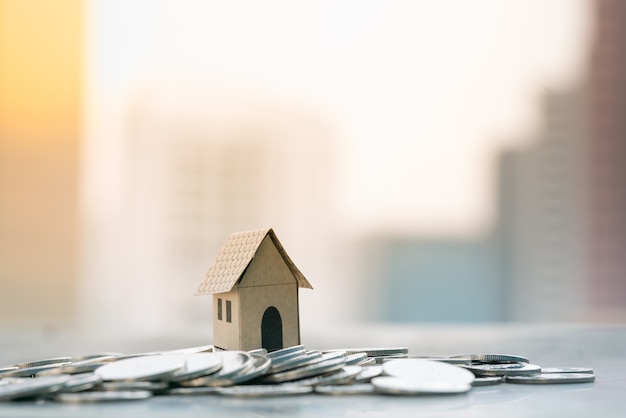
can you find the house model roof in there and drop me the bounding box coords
[196,228,313,295]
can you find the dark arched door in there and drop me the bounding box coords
[261,306,283,352]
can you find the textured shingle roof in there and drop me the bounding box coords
[196,228,313,295]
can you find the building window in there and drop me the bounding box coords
[217,298,222,320]
[226,300,232,323]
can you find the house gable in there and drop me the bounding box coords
[238,235,296,288]
[196,228,312,296]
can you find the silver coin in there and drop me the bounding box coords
[344,353,368,366]
[372,376,471,395]
[55,390,152,403]
[161,345,214,355]
[462,363,541,377]
[167,353,223,382]
[217,384,313,397]
[97,381,168,391]
[71,353,123,362]
[95,355,185,381]
[267,349,307,367]
[0,366,18,376]
[206,353,272,387]
[4,363,68,378]
[15,357,72,369]
[0,375,71,401]
[269,351,322,374]
[38,362,111,376]
[471,376,503,386]
[408,356,472,366]
[267,345,306,359]
[231,353,272,384]
[353,365,383,383]
[314,383,375,396]
[450,353,529,364]
[248,348,268,356]
[505,373,595,384]
[290,366,362,387]
[326,347,408,357]
[61,373,103,393]
[180,351,254,387]
[316,365,363,385]
[165,386,221,396]
[383,359,475,386]
[262,353,346,384]
[541,367,594,374]
[357,358,377,366]
[375,354,408,364]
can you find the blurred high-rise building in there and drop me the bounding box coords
[587,0,626,319]
[497,89,588,321]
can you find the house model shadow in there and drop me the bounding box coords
[196,228,313,351]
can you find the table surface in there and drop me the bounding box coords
[1,323,625,417]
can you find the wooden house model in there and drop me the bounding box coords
[196,228,313,351]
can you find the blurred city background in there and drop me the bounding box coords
[1,0,625,340]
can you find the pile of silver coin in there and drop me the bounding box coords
[0,345,595,402]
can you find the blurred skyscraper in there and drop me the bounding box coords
[587,0,626,319]
[497,89,588,321]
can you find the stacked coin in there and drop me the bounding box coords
[0,346,595,402]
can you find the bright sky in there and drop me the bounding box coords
[87,0,591,237]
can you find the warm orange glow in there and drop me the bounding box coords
[0,0,83,324]
[0,0,82,141]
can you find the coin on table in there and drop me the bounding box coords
[450,354,529,364]
[505,373,595,384]
[97,381,168,392]
[541,367,594,374]
[289,366,362,387]
[61,373,103,392]
[0,375,71,401]
[214,353,272,386]
[344,353,368,366]
[383,359,475,386]
[15,357,72,369]
[407,356,472,366]
[353,365,383,383]
[180,351,254,387]
[164,386,221,396]
[262,353,346,384]
[326,347,408,357]
[38,361,111,376]
[269,351,322,374]
[55,390,152,403]
[167,353,223,382]
[267,345,306,359]
[95,355,185,381]
[471,376,503,386]
[462,363,541,377]
[374,354,408,364]
[357,358,376,366]
[0,367,18,377]
[315,383,376,396]
[161,345,214,355]
[372,376,471,395]
[3,363,69,378]
[217,384,313,397]
[268,349,310,368]
[71,353,123,362]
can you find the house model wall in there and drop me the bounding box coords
[196,228,312,351]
